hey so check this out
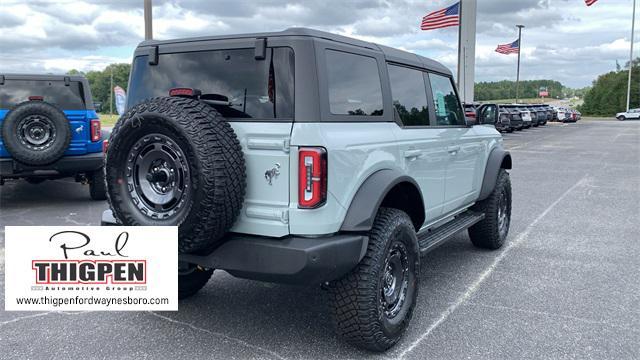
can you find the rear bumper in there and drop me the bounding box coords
[0,152,104,178]
[101,210,367,284]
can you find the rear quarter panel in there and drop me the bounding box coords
[289,122,402,235]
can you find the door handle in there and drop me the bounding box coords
[404,149,422,159]
[447,145,460,154]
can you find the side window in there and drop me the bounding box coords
[387,64,429,126]
[325,50,383,116]
[427,73,464,126]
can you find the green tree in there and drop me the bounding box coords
[474,79,565,101]
[83,63,131,114]
[579,58,640,116]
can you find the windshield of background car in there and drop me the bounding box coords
[127,47,295,120]
[0,80,86,110]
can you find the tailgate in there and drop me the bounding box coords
[228,122,293,237]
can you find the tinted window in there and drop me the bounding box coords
[0,80,85,110]
[428,73,464,126]
[387,64,429,126]
[326,50,383,116]
[128,47,294,119]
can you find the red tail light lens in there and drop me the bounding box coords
[29,95,44,101]
[169,88,201,97]
[102,139,109,153]
[298,147,327,209]
[90,119,101,142]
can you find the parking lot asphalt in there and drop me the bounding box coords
[1,120,639,359]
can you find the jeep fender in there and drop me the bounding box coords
[478,146,512,201]
[340,169,425,232]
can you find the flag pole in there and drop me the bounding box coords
[515,25,524,103]
[456,0,463,102]
[627,0,636,111]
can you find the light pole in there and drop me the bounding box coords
[110,67,113,115]
[144,0,153,40]
[515,25,525,103]
[626,0,636,111]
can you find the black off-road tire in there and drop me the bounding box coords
[1,101,71,166]
[617,115,626,121]
[105,97,246,253]
[329,208,419,352]
[469,169,512,250]
[179,267,214,299]
[89,168,107,200]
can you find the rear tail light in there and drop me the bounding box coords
[298,147,327,209]
[28,96,44,101]
[90,119,101,142]
[169,88,201,97]
[102,139,109,153]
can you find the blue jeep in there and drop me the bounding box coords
[0,74,108,200]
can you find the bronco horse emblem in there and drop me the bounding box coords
[264,163,281,185]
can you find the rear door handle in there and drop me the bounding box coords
[447,145,460,154]
[404,149,422,159]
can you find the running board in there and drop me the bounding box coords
[417,211,484,255]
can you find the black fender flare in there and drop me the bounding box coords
[340,169,425,232]
[478,146,512,201]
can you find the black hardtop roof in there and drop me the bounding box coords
[138,27,451,75]
[0,73,88,83]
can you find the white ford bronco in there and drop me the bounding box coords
[102,28,512,352]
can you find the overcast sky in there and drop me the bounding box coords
[0,0,637,88]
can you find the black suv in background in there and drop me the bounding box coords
[533,105,548,126]
[505,106,523,131]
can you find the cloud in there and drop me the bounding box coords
[0,0,636,88]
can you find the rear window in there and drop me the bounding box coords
[0,80,85,110]
[127,47,294,119]
[325,50,383,116]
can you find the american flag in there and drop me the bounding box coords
[495,39,520,55]
[585,0,598,6]
[421,2,460,31]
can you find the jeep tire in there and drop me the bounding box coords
[179,265,214,299]
[329,208,419,352]
[1,101,71,166]
[105,97,246,253]
[469,169,511,249]
[89,168,107,200]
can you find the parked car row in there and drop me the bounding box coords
[465,103,580,133]
[553,106,581,122]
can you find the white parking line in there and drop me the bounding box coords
[397,176,588,359]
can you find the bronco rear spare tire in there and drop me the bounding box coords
[105,97,246,253]
[1,101,71,166]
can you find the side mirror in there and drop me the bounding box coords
[476,104,498,125]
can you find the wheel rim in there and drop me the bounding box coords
[127,133,190,219]
[17,115,57,150]
[497,188,510,239]
[380,241,410,319]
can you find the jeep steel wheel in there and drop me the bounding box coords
[330,207,419,352]
[1,101,71,165]
[105,96,246,253]
[469,169,512,249]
